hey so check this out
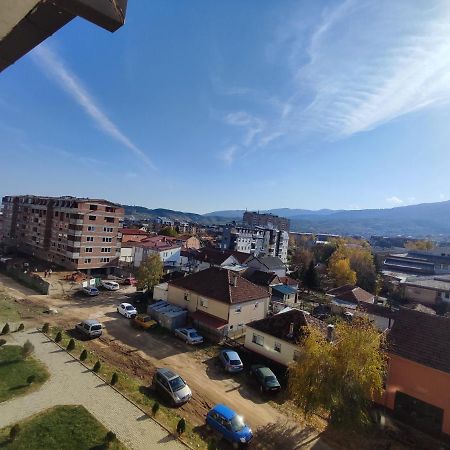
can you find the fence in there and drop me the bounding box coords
[0,261,50,295]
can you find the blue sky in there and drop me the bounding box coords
[2,0,450,213]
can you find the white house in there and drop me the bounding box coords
[244,309,328,366]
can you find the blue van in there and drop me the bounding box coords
[206,404,253,447]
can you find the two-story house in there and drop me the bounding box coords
[167,267,270,338]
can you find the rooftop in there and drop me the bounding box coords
[327,285,374,304]
[388,308,450,374]
[248,255,285,271]
[243,270,280,287]
[272,284,297,296]
[248,309,327,344]
[170,267,269,304]
[403,275,450,291]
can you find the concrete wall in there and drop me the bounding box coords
[244,326,298,366]
[383,354,450,435]
[403,285,438,305]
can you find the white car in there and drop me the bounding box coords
[174,327,204,345]
[82,286,100,296]
[102,280,120,291]
[117,302,137,318]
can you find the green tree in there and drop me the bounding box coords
[136,254,163,291]
[0,339,6,347]
[177,417,186,435]
[111,372,119,386]
[67,338,75,351]
[93,360,101,373]
[152,401,160,416]
[55,331,62,343]
[288,318,386,429]
[104,431,117,448]
[27,375,36,384]
[22,340,34,358]
[9,424,20,442]
[80,349,88,361]
[1,323,10,335]
[405,239,435,251]
[328,256,356,287]
[302,260,320,292]
[42,323,50,334]
[159,226,177,237]
[17,323,24,332]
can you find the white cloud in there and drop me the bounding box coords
[386,196,404,206]
[220,145,239,165]
[32,45,155,169]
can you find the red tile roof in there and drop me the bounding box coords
[121,228,149,235]
[327,285,374,304]
[190,311,227,329]
[138,236,181,251]
[169,267,269,304]
[388,308,450,374]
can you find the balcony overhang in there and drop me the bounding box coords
[0,0,127,73]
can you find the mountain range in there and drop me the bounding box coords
[123,201,450,238]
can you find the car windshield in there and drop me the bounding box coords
[230,359,241,366]
[126,306,135,310]
[169,376,185,392]
[189,332,201,338]
[265,375,277,384]
[91,325,102,331]
[230,415,246,432]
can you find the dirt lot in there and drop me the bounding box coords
[0,273,328,449]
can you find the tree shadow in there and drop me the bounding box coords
[9,383,28,390]
[158,434,176,444]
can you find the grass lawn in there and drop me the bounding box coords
[0,289,20,323]
[0,345,49,403]
[0,405,126,450]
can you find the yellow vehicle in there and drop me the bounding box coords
[132,314,157,330]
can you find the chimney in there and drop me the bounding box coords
[327,324,335,342]
[288,322,294,336]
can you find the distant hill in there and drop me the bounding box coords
[123,201,450,238]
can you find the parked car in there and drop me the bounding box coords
[174,327,204,345]
[75,319,102,338]
[219,349,244,373]
[82,286,100,296]
[152,368,192,405]
[132,314,157,330]
[123,277,137,286]
[206,404,253,448]
[249,365,281,393]
[102,280,120,291]
[117,302,137,318]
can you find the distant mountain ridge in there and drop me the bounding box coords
[123,201,450,238]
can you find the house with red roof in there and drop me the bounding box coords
[167,267,270,338]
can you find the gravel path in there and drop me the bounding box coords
[0,330,186,450]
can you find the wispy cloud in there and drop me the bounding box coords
[31,44,155,169]
[386,196,404,206]
[220,145,239,165]
[216,0,450,162]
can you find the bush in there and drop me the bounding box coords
[17,323,25,332]
[9,424,20,442]
[42,323,50,334]
[80,349,88,361]
[111,372,119,386]
[1,323,10,335]
[67,338,75,351]
[27,375,36,385]
[104,431,116,448]
[93,360,101,373]
[54,331,62,343]
[176,417,186,435]
[152,401,160,416]
[22,340,34,358]
[0,339,6,347]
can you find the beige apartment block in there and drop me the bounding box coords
[1,195,123,272]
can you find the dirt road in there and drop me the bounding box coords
[0,273,330,449]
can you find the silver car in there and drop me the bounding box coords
[75,319,102,338]
[152,368,192,405]
[174,327,204,345]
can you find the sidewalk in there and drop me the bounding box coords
[0,330,186,450]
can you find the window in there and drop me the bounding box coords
[252,334,264,346]
[274,342,281,353]
[100,257,110,263]
[85,247,93,253]
[88,215,96,221]
[105,217,114,223]
[54,211,59,217]
[200,298,208,308]
[84,258,91,263]
[89,204,97,210]
[86,236,94,242]
[101,248,112,253]
[445,292,450,299]
[102,237,112,243]
[105,206,116,213]
[88,226,95,231]
[235,305,242,313]
[104,227,113,232]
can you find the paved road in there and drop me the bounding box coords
[0,330,186,450]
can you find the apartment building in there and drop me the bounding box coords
[219,224,289,263]
[243,211,290,232]
[1,195,123,272]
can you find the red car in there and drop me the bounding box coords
[123,277,136,286]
